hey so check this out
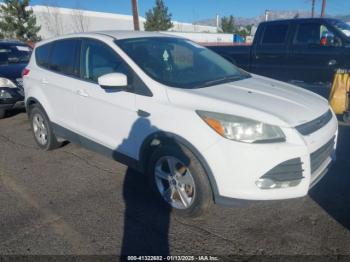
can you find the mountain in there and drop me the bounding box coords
[194,10,350,27]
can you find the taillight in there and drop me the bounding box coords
[22,68,30,77]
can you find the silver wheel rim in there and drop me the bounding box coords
[32,113,48,145]
[154,156,196,209]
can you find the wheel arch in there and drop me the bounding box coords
[139,131,220,200]
[25,97,53,120]
[26,97,44,113]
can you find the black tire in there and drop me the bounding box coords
[29,105,61,150]
[147,144,213,218]
[0,109,5,119]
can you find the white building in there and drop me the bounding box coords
[31,5,218,39]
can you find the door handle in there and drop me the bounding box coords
[328,59,337,66]
[137,109,150,117]
[77,89,89,97]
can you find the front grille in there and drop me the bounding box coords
[15,78,23,87]
[261,158,304,182]
[310,137,335,174]
[14,78,24,96]
[296,110,333,136]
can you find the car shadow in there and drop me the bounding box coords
[121,168,171,257]
[309,124,350,230]
[118,117,173,257]
[2,108,26,119]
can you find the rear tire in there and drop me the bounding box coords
[148,144,213,218]
[0,109,5,119]
[29,106,61,150]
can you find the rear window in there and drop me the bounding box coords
[50,39,80,76]
[36,39,80,76]
[0,44,32,64]
[35,43,52,69]
[262,24,289,44]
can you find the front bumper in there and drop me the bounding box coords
[202,111,338,203]
[0,100,25,110]
[0,87,24,111]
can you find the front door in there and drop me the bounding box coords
[289,21,344,84]
[74,38,139,158]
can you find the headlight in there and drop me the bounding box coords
[196,110,286,143]
[0,89,13,99]
[0,77,16,88]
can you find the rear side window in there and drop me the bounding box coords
[35,43,52,69]
[262,24,289,44]
[50,39,80,76]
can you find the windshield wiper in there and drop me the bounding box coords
[199,75,248,88]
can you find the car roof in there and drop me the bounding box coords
[0,39,27,45]
[93,30,177,40]
[39,31,179,44]
[259,17,340,25]
[35,31,183,48]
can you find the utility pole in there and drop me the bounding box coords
[265,10,270,21]
[131,0,140,31]
[321,0,327,17]
[311,0,316,18]
[216,14,220,32]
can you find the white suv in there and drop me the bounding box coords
[24,32,338,217]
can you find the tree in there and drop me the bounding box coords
[71,8,90,33]
[71,0,90,33]
[236,24,253,37]
[39,0,64,37]
[144,0,173,31]
[0,0,41,41]
[220,15,236,34]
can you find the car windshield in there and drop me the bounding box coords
[0,44,32,65]
[330,20,350,38]
[116,37,250,89]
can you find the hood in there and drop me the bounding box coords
[167,75,329,127]
[0,63,26,80]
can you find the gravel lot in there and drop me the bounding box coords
[0,110,350,257]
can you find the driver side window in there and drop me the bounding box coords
[80,39,129,83]
[294,23,342,47]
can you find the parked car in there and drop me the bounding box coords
[207,18,350,92]
[24,32,338,217]
[0,40,31,119]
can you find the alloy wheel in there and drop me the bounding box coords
[154,156,196,209]
[32,113,48,145]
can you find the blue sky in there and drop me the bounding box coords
[9,0,350,22]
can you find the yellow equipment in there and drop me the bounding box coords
[329,69,350,122]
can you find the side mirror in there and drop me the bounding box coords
[98,73,128,89]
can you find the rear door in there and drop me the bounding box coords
[34,39,82,130]
[251,22,292,81]
[289,21,344,84]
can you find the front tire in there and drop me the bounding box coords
[29,106,61,150]
[148,144,213,218]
